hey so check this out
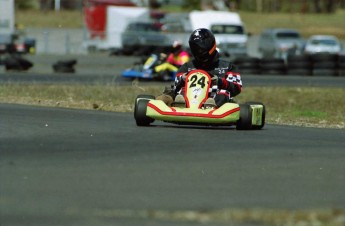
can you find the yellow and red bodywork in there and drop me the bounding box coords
[147,101,240,124]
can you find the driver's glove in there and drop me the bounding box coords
[174,73,187,93]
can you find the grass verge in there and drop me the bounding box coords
[240,10,345,39]
[15,9,345,39]
[70,208,345,226]
[16,10,84,28]
[1,84,344,129]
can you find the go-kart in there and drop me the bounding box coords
[134,70,265,130]
[121,53,176,81]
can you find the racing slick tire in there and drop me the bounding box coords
[245,102,266,130]
[236,104,252,130]
[134,95,155,126]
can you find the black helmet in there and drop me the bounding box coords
[188,28,217,63]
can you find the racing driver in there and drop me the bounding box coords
[156,28,243,108]
[153,40,190,77]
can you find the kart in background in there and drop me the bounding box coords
[134,69,266,130]
[121,53,176,81]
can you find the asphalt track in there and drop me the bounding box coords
[1,103,345,226]
[1,54,345,225]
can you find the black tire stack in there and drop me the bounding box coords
[286,55,312,76]
[260,58,286,75]
[311,53,338,76]
[233,57,261,75]
[233,54,343,76]
[338,55,345,76]
[2,55,33,71]
[52,59,77,73]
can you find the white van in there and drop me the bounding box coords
[189,10,248,58]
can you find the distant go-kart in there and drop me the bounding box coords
[134,69,266,130]
[121,53,176,81]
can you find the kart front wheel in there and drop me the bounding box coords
[246,102,266,130]
[236,104,252,130]
[134,95,155,126]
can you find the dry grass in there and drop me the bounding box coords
[1,84,344,129]
[65,207,345,226]
[16,9,84,29]
[15,9,345,39]
[240,10,345,39]
[236,87,345,129]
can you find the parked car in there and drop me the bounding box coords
[121,21,171,55]
[258,28,306,59]
[304,35,342,55]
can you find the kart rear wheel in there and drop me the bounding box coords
[236,104,252,130]
[134,95,155,126]
[246,102,266,130]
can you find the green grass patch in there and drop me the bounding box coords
[293,110,328,118]
[1,84,344,129]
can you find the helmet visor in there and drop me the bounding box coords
[190,42,216,63]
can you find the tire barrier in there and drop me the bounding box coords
[52,59,77,73]
[260,58,286,75]
[0,55,33,71]
[234,54,344,76]
[286,55,312,76]
[337,55,345,76]
[311,54,338,76]
[233,57,261,75]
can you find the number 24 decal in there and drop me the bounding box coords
[189,75,206,88]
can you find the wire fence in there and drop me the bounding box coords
[25,28,88,54]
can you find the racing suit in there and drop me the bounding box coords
[166,50,190,67]
[172,52,242,107]
[154,50,190,74]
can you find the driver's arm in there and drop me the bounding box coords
[218,66,242,97]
